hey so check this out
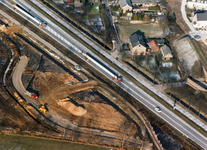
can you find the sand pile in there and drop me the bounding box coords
[57,98,87,116]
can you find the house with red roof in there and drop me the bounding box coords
[147,39,159,53]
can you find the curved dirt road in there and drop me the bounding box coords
[12,56,39,106]
[11,56,143,146]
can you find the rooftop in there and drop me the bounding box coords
[187,0,207,3]
[129,33,145,48]
[160,44,172,56]
[148,40,158,48]
[196,13,207,21]
[131,0,160,4]
[119,0,132,7]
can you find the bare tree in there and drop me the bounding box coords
[195,91,205,116]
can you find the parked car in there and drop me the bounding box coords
[75,65,82,71]
[155,107,162,113]
[194,35,201,39]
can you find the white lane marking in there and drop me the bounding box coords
[121,82,207,147]
[4,0,206,146]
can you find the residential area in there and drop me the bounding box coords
[0,0,207,149]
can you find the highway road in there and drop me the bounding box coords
[1,0,207,149]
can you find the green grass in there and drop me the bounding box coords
[0,134,109,150]
[148,6,160,10]
[116,21,163,43]
[88,3,100,14]
[112,11,119,16]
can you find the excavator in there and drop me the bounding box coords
[38,105,48,114]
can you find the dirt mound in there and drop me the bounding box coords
[57,98,87,116]
[33,71,79,95]
[0,25,20,35]
[0,25,7,32]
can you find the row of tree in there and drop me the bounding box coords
[131,13,145,20]
[109,4,120,11]
[118,9,152,20]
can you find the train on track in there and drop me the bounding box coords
[12,3,121,83]
[12,4,47,28]
[80,51,122,83]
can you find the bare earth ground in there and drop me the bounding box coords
[166,85,207,119]
[0,34,51,136]
[173,36,199,70]
[32,71,138,134]
[116,21,163,43]
[166,0,191,33]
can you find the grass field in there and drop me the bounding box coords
[116,21,163,43]
[0,134,109,150]
[88,3,100,14]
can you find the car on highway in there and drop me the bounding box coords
[75,65,81,71]
[194,35,201,39]
[155,107,162,113]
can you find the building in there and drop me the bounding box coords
[129,33,146,56]
[53,0,64,3]
[187,0,207,10]
[192,11,207,29]
[119,0,160,13]
[126,10,133,17]
[146,38,164,45]
[131,0,160,7]
[119,0,133,13]
[147,39,159,52]
[64,0,74,6]
[160,44,173,61]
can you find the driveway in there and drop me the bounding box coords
[181,0,196,32]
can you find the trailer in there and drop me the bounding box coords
[12,4,47,28]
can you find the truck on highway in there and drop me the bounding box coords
[81,52,122,83]
[24,91,38,99]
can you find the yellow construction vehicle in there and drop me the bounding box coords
[38,105,48,114]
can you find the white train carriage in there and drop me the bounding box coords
[82,52,121,83]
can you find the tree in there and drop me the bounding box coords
[119,8,123,16]
[131,14,135,20]
[134,14,138,20]
[171,13,176,20]
[141,12,145,20]
[195,92,205,116]
[138,13,141,20]
[149,14,153,20]
[124,11,127,16]
[99,4,104,13]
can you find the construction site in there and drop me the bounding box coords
[0,22,152,149]
[0,2,205,150]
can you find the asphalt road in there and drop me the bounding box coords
[181,0,207,44]
[3,0,207,149]
[1,1,143,144]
